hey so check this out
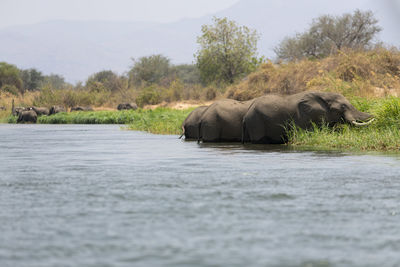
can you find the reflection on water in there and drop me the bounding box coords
[1,124,400,266]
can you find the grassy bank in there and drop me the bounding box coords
[30,108,194,135]
[2,97,400,151]
[288,97,400,151]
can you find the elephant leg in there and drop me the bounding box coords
[201,122,220,142]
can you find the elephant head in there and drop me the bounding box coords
[298,92,374,127]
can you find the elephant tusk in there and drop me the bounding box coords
[351,118,375,126]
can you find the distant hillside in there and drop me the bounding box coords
[0,0,398,83]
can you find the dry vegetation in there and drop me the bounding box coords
[226,47,400,100]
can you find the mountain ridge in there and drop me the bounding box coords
[0,0,398,83]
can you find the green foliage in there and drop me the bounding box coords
[136,86,162,107]
[275,10,382,61]
[129,55,171,86]
[287,97,400,151]
[127,108,194,135]
[32,84,111,108]
[86,70,124,92]
[37,108,194,135]
[196,17,259,85]
[38,110,135,124]
[1,84,19,95]
[43,74,67,90]
[0,62,23,94]
[170,64,201,84]
[20,68,44,91]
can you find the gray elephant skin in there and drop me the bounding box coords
[180,106,208,139]
[243,91,373,144]
[71,106,94,112]
[31,106,50,116]
[198,99,253,142]
[117,103,138,110]
[49,106,66,115]
[17,110,37,123]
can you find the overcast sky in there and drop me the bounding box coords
[0,0,240,29]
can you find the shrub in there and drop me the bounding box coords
[136,86,162,107]
[1,85,19,96]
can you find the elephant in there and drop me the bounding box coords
[198,99,253,142]
[31,106,50,116]
[70,106,94,112]
[11,99,29,116]
[49,105,66,115]
[180,106,208,139]
[117,103,138,110]
[17,110,37,123]
[242,91,374,144]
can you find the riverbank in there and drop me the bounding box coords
[2,97,400,151]
[288,97,400,151]
[3,108,194,135]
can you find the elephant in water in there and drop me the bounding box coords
[49,106,66,115]
[180,106,208,140]
[198,99,253,142]
[243,91,374,144]
[31,106,50,116]
[17,110,37,123]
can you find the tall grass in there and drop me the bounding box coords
[287,97,400,151]
[126,108,194,134]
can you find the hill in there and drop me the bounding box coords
[0,0,398,82]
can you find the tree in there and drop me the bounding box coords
[20,68,44,91]
[0,62,23,94]
[86,70,123,92]
[43,74,67,90]
[170,64,201,84]
[195,17,259,85]
[275,10,382,61]
[128,55,171,86]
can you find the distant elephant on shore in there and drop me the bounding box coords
[243,91,374,144]
[11,99,29,116]
[117,103,138,110]
[71,106,94,112]
[31,106,50,116]
[180,106,208,139]
[17,110,37,123]
[198,99,253,142]
[49,106,66,115]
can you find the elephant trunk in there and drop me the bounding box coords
[179,126,185,139]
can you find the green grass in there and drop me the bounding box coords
[126,107,194,134]
[35,108,194,135]
[287,97,400,151]
[38,110,137,124]
[3,98,400,151]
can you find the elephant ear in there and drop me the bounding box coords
[298,93,330,125]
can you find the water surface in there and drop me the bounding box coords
[1,124,400,266]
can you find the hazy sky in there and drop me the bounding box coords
[0,0,239,29]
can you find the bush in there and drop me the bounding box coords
[1,84,19,96]
[136,86,162,107]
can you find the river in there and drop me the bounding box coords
[0,124,399,266]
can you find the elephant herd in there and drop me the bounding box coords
[13,101,138,123]
[181,91,374,144]
[13,105,69,123]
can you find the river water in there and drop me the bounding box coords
[1,124,400,267]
